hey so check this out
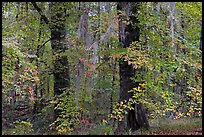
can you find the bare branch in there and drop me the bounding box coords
[31,2,49,25]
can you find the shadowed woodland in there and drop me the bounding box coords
[2,2,202,135]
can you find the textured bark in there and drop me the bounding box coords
[50,2,70,96]
[49,2,70,120]
[200,27,202,51]
[117,2,150,131]
[32,2,70,96]
[33,17,43,118]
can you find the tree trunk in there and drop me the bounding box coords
[117,2,150,131]
[50,2,70,95]
[49,2,70,119]
[200,27,202,51]
[33,14,44,119]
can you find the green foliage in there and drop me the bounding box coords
[108,100,129,121]
[109,2,202,122]
[50,91,80,134]
[88,120,114,135]
[129,2,202,119]
[2,38,40,104]
[149,117,202,130]
[2,44,19,92]
[12,121,34,135]
[2,2,202,135]
[32,103,55,133]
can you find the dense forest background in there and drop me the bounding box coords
[2,2,202,135]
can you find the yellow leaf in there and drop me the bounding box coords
[133,88,137,90]
[139,83,146,87]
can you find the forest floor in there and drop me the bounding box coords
[130,117,202,135]
[72,117,202,135]
[2,112,202,135]
[140,126,202,135]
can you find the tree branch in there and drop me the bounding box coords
[31,2,49,25]
[36,38,52,54]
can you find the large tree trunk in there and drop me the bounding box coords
[49,2,70,119]
[50,2,70,95]
[117,2,150,131]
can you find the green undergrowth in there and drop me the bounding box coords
[149,117,202,129]
[128,117,202,135]
[2,117,202,135]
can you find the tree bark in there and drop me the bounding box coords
[50,2,70,96]
[117,2,150,131]
[49,2,70,120]
[200,27,202,51]
[31,2,70,96]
